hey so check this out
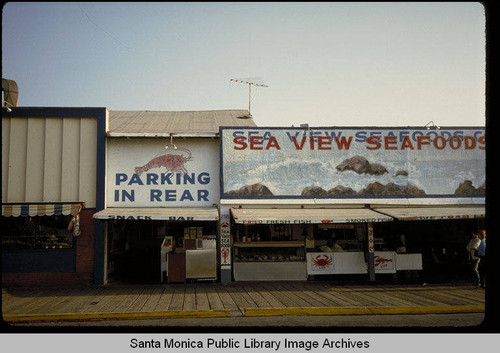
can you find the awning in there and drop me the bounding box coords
[230,207,393,224]
[1,203,82,217]
[372,205,485,221]
[93,207,219,221]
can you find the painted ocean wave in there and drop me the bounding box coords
[223,156,485,196]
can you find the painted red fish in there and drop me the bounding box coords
[135,148,192,175]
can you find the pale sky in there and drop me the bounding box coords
[2,2,486,127]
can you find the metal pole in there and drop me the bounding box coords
[367,222,376,282]
[248,83,251,114]
[230,78,268,116]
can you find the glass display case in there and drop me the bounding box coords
[233,241,307,281]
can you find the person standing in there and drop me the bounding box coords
[477,230,486,288]
[466,232,481,287]
[331,239,343,252]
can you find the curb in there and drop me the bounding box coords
[3,305,485,323]
[3,309,231,323]
[243,305,485,317]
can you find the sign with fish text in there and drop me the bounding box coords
[107,138,219,207]
[220,127,485,200]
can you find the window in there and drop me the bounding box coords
[315,224,360,250]
[1,215,75,250]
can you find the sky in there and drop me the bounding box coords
[2,2,486,127]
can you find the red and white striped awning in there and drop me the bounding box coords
[1,203,82,217]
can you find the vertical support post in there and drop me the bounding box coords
[219,206,232,283]
[94,108,107,285]
[94,220,106,285]
[367,222,376,282]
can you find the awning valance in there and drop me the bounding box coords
[230,207,393,224]
[1,203,82,217]
[93,207,219,221]
[372,205,485,221]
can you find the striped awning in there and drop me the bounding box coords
[1,203,82,217]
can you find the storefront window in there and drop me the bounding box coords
[314,224,360,251]
[1,215,75,251]
[233,223,302,242]
[232,223,362,251]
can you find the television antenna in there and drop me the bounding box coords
[230,78,268,116]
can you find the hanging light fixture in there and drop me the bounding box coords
[165,135,177,150]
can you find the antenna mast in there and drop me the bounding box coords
[230,78,268,115]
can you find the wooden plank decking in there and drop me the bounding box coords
[2,282,485,318]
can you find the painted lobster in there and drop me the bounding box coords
[374,256,393,266]
[135,147,192,175]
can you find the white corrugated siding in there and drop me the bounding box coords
[2,117,97,207]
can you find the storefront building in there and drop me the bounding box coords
[1,107,256,286]
[219,127,485,283]
[92,110,256,284]
[2,107,485,286]
[1,107,106,286]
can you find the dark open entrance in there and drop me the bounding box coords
[106,219,217,284]
[373,218,484,284]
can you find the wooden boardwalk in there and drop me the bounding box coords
[2,282,485,319]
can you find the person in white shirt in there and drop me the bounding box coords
[466,232,481,287]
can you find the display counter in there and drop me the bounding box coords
[164,238,217,283]
[374,251,396,273]
[306,251,422,275]
[375,252,422,273]
[186,239,217,281]
[233,241,307,281]
[307,251,367,275]
[395,253,423,270]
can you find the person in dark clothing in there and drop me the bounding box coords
[477,230,486,289]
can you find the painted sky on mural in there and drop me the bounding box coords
[2,2,485,127]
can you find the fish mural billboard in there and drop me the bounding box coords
[220,127,485,199]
